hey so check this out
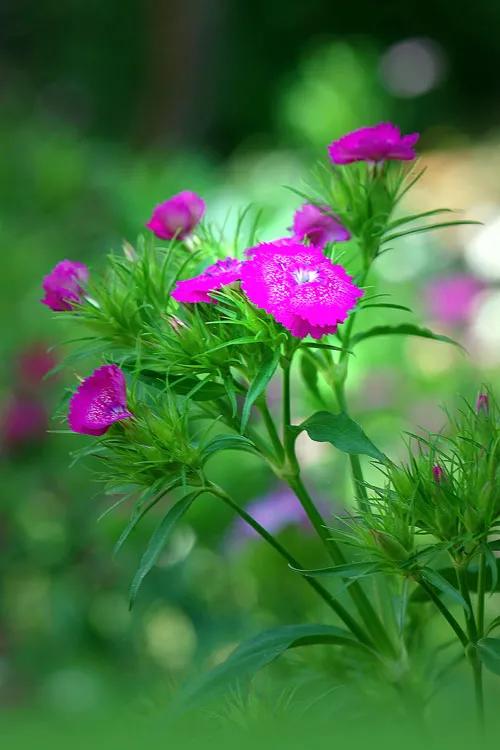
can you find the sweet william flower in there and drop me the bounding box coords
[146,191,205,240]
[41,260,89,311]
[292,203,350,250]
[328,122,419,165]
[172,257,242,304]
[68,364,132,436]
[241,240,363,339]
[1,396,48,450]
[432,464,444,483]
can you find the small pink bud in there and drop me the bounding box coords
[476,392,489,414]
[146,191,205,241]
[432,464,444,483]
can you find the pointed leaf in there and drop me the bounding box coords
[290,561,383,579]
[421,568,470,612]
[241,349,281,433]
[201,434,259,462]
[178,623,362,708]
[296,411,386,462]
[129,490,199,608]
[350,324,462,350]
[477,638,500,676]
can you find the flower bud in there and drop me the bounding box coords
[146,191,205,241]
[432,464,444,484]
[476,392,489,414]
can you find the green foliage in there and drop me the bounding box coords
[294,411,387,462]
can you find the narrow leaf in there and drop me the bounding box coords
[202,435,259,462]
[296,411,386,462]
[477,638,500,676]
[350,324,462,350]
[383,220,481,244]
[129,490,199,608]
[241,349,281,433]
[290,561,383,579]
[421,568,470,612]
[177,623,362,708]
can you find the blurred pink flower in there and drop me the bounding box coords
[172,257,242,304]
[241,240,363,339]
[16,343,58,389]
[424,274,483,326]
[432,464,444,483]
[41,260,88,312]
[1,396,48,450]
[476,392,489,414]
[292,204,350,250]
[68,365,132,436]
[328,122,419,165]
[146,191,205,240]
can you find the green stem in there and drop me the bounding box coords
[258,398,285,465]
[477,549,486,638]
[208,482,371,646]
[333,380,370,513]
[456,562,485,731]
[281,355,395,657]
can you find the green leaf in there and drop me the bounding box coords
[421,568,470,612]
[178,623,362,708]
[296,411,386,462]
[477,638,500,676]
[128,490,199,608]
[383,219,481,244]
[299,352,322,402]
[201,435,259,462]
[350,324,462,350]
[289,561,383,579]
[412,561,500,602]
[486,616,500,636]
[359,303,413,313]
[240,349,281,434]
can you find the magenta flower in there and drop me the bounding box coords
[432,464,444,484]
[68,365,133,436]
[241,240,363,339]
[328,122,419,165]
[146,191,205,240]
[41,260,89,312]
[17,343,58,389]
[1,396,48,450]
[424,274,483,326]
[292,203,351,250]
[171,257,242,304]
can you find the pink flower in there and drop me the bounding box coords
[41,260,89,312]
[68,365,132,436]
[328,122,419,165]
[241,240,363,339]
[292,203,350,250]
[424,274,483,326]
[432,464,444,483]
[171,257,242,304]
[17,343,58,389]
[1,396,48,450]
[146,191,205,240]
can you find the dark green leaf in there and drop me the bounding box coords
[486,616,500,636]
[290,561,383,579]
[421,568,470,612]
[178,623,362,708]
[241,349,281,433]
[201,435,259,462]
[383,220,481,244]
[129,490,199,608]
[350,324,463,350]
[296,411,386,462]
[477,638,500,676]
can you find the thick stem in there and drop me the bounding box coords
[208,482,370,645]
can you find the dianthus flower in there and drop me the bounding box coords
[171,257,242,304]
[68,364,132,436]
[241,240,363,339]
[432,464,444,484]
[292,203,350,250]
[41,260,89,311]
[328,122,419,165]
[476,392,489,414]
[2,396,48,450]
[146,191,205,240]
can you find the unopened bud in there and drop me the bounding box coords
[432,464,444,484]
[122,240,137,262]
[476,392,489,414]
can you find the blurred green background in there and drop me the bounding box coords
[1,0,500,732]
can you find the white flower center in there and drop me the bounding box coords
[292,268,319,284]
